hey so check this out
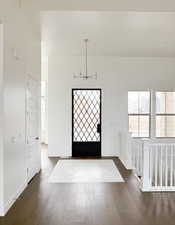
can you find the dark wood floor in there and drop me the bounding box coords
[1,147,175,225]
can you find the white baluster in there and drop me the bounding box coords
[170,145,173,186]
[150,145,153,187]
[160,145,163,187]
[140,142,143,176]
[165,145,168,187]
[137,143,139,174]
[131,142,133,168]
[173,146,175,186]
[139,142,142,176]
[137,144,139,174]
[134,142,136,170]
[142,142,151,191]
[155,145,158,187]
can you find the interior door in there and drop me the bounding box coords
[72,89,101,157]
[26,76,40,182]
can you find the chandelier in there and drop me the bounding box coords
[73,39,97,80]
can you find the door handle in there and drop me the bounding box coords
[97,124,101,134]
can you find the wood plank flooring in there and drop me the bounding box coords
[1,147,175,225]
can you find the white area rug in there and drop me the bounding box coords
[48,160,124,183]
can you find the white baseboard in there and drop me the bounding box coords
[48,154,71,158]
[102,154,119,157]
[0,205,4,217]
[3,182,27,216]
[142,186,175,192]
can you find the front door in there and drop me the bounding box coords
[72,89,101,157]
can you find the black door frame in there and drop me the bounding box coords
[72,88,102,157]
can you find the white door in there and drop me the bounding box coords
[26,76,41,182]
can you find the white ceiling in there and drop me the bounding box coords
[33,0,175,12]
[41,11,175,57]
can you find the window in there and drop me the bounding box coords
[128,91,150,137]
[156,92,175,137]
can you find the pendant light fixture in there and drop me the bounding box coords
[73,39,97,80]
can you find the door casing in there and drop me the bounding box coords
[26,76,41,182]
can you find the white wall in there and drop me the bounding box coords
[48,54,175,164]
[0,23,4,216]
[0,1,41,216]
[41,53,48,144]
